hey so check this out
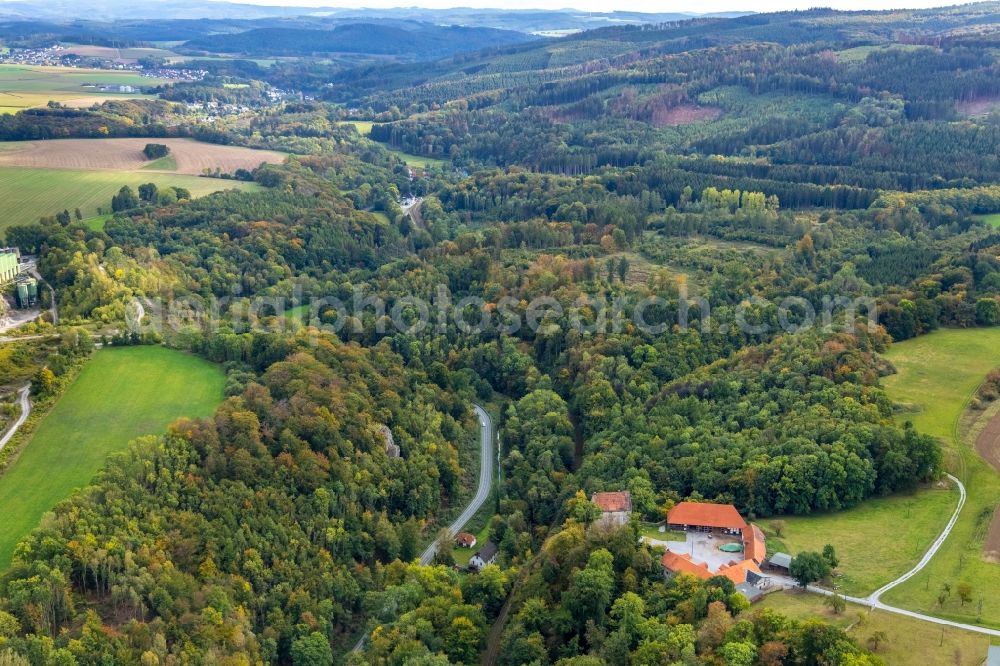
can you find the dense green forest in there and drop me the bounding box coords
[3,2,1000,664]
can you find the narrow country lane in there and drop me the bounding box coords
[418,404,494,565]
[352,403,495,652]
[0,385,31,452]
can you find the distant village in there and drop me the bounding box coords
[181,88,305,122]
[0,44,309,121]
[0,45,206,82]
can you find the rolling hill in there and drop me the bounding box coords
[181,22,538,59]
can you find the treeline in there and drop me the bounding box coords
[0,335,479,662]
[499,518,884,665]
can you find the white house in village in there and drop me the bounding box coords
[468,541,498,571]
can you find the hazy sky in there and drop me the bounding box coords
[222,0,957,13]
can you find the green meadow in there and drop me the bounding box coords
[0,64,165,113]
[764,487,957,596]
[974,213,1000,228]
[340,120,374,135]
[0,166,259,231]
[760,591,991,665]
[0,346,224,568]
[880,328,1000,627]
[385,146,450,169]
[339,120,450,167]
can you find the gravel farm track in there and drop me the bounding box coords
[0,138,285,175]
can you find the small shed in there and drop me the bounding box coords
[767,552,793,572]
[736,582,766,603]
[988,645,1000,666]
[456,532,477,548]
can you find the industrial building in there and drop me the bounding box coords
[1,248,37,310]
[0,248,17,284]
[15,275,38,308]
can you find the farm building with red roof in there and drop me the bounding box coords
[455,532,477,548]
[659,502,771,598]
[742,524,766,565]
[667,502,747,533]
[591,490,632,527]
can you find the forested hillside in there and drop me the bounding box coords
[182,23,536,58]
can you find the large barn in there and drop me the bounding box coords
[660,502,769,589]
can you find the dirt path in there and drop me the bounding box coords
[0,385,30,452]
[806,474,1000,638]
[974,409,1000,561]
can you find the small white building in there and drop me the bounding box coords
[469,541,498,571]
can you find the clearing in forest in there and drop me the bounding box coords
[0,346,224,569]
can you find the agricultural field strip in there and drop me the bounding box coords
[0,138,285,175]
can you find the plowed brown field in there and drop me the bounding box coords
[974,412,1000,561]
[0,138,284,175]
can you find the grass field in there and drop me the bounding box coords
[164,55,277,68]
[339,120,450,167]
[59,44,180,62]
[384,146,450,169]
[974,213,1000,228]
[638,523,687,542]
[0,137,282,230]
[142,154,178,171]
[764,486,958,596]
[0,166,260,231]
[83,214,111,231]
[759,591,991,665]
[0,346,224,568]
[284,304,310,321]
[0,64,166,113]
[340,120,374,136]
[879,328,1000,627]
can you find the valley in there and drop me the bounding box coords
[0,2,999,665]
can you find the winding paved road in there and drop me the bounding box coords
[352,404,495,652]
[0,385,31,453]
[419,404,494,565]
[804,473,1000,637]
